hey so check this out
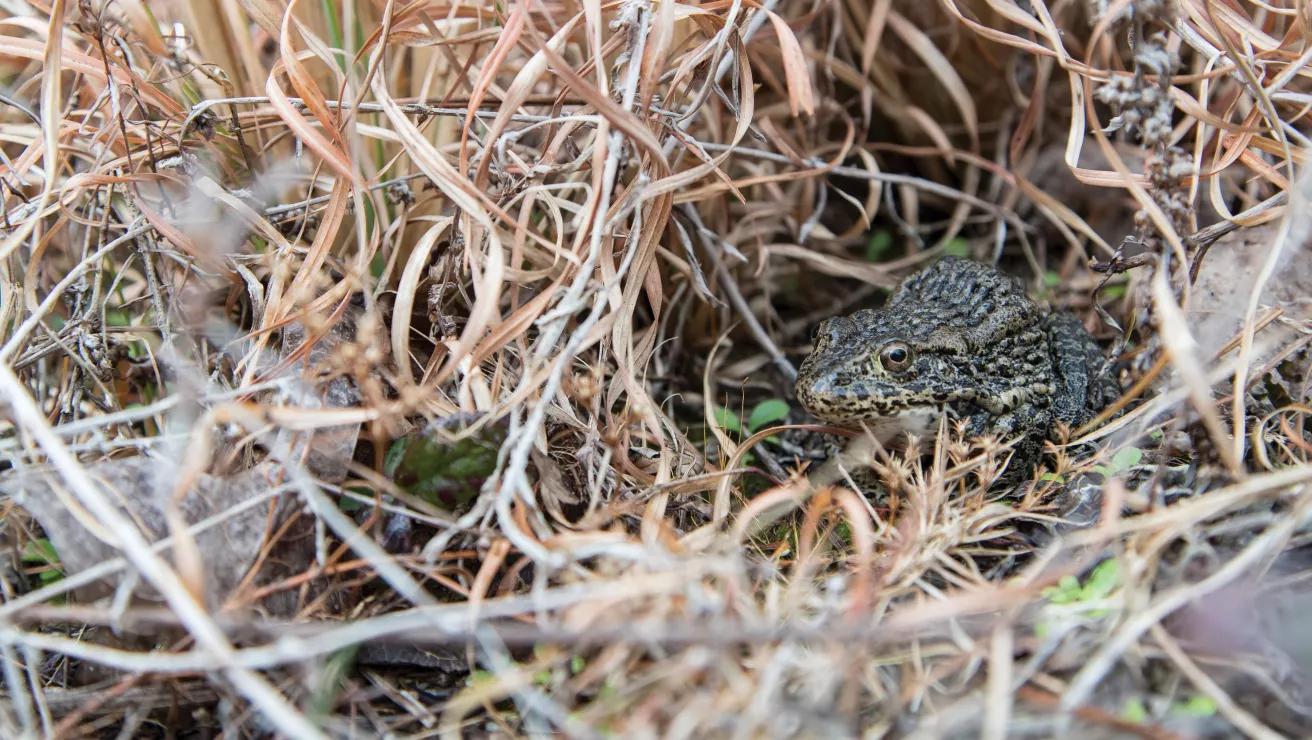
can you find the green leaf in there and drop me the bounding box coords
[1044,270,1061,288]
[384,424,507,511]
[1121,698,1148,723]
[1174,695,1218,718]
[447,454,494,478]
[338,487,374,513]
[747,399,790,433]
[1112,446,1143,471]
[1039,472,1065,484]
[571,655,586,674]
[1043,574,1082,604]
[713,407,742,433]
[1102,283,1127,299]
[1081,559,1120,600]
[865,231,894,262]
[320,0,344,51]
[22,539,58,567]
[310,645,359,719]
[943,237,970,257]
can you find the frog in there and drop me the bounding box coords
[795,257,1119,480]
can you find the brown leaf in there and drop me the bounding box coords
[2,459,313,618]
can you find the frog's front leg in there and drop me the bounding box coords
[966,405,1049,478]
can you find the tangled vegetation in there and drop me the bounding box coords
[0,0,1310,736]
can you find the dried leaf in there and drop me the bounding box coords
[763,7,815,117]
[2,459,312,617]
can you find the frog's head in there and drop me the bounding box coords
[795,307,984,429]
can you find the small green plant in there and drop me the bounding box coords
[1036,559,1120,636]
[337,487,374,513]
[713,399,792,487]
[310,645,359,721]
[1037,270,1062,299]
[1043,558,1120,607]
[1172,695,1218,718]
[712,406,741,433]
[714,399,790,439]
[943,237,970,257]
[1120,698,1148,723]
[865,230,893,262]
[1093,446,1143,478]
[383,424,507,512]
[1101,282,1128,299]
[22,538,63,585]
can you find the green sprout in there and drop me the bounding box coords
[1093,446,1143,479]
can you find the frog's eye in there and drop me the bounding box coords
[879,342,914,373]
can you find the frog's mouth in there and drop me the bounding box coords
[804,403,946,443]
[855,407,944,443]
[796,372,951,437]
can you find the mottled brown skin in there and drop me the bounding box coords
[796,257,1118,477]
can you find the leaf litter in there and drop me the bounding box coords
[0,0,1310,737]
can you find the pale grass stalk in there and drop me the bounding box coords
[1149,624,1285,740]
[1150,261,1243,476]
[982,619,1015,740]
[19,644,50,735]
[0,640,35,738]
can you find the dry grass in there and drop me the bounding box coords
[0,0,1310,736]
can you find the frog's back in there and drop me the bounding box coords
[890,257,1029,322]
[892,257,1116,432]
